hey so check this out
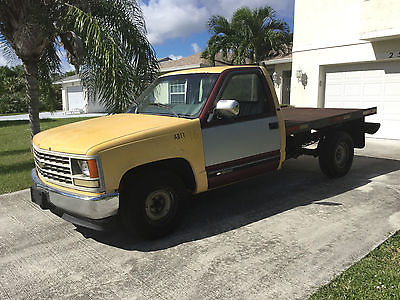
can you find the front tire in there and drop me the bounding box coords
[318,131,354,178]
[119,170,185,239]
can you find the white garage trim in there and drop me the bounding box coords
[323,61,400,139]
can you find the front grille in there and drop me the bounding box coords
[33,148,73,185]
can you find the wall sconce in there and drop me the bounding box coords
[296,69,308,88]
[272,72,281,86]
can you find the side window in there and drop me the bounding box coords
[219,73,268,117]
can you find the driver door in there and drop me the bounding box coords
[201,69,281,188]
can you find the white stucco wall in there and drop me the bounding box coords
[291,0,400,108]
[271,63,292,104]
[86,91,107,113]
[361,0,400,39]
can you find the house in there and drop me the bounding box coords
[55,54,220,113]
[159,52,231,73]
[55,51,293,113]
[53,74,106,113]
[160,52,293,105]
[290,0,400,139]
[263,53,292,105]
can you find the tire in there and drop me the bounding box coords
[318,131,354,178]
[119,170,185,239]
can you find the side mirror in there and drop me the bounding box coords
[215,100,240,117]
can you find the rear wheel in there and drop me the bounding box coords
[318,131,354,178]
[119,170,185,239]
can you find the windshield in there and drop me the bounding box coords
[128,73,219,118]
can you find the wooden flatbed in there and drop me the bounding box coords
[282,107,378,135]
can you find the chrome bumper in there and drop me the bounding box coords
[31,169,119,220]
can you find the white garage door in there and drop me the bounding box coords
[67,86,85,112]
[324,61,400,139]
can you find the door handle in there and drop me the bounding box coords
[269,122,279,130]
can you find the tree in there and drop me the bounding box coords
[0,66,27,113]
[0,0,158,139]
[202,6,291,65]
[0,65,65,114]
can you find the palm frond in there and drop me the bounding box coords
[63,2,158,113]
[38,41,61,79]
[0,34,20,65]
[203,5,291,64]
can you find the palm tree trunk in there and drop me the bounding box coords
[23,60,40,139]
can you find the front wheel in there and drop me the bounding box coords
[119,171,185,239]
[318,131,354,178]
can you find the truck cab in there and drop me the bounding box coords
[31,66,378,238]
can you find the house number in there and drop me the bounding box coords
[388,51,400,58]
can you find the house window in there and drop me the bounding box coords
[169,81,187,104]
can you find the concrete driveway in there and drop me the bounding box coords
[1,138,400,299]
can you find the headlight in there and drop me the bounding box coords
[71,158,101,189]
[71,159,99,178]
[77,160,90,177]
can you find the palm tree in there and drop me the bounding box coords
[0,0,158,139]
[202,6,291,65]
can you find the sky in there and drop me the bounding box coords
[0,0,294,70]
[141,0,295,60]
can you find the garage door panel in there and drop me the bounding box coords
[345,84,363,96]
[385,106,400,116]
[325,61,400,139]
[343,101,365,108]
[325,84,344,97]
[326,72,345,82]
[385,83,400,96]
[67,86,85,111]
[378,120,400,140]
[364,84,384,96]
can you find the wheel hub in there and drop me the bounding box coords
[334,143,348,168]
[144,189,173,221]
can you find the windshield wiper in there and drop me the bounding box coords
[147,103,180,118]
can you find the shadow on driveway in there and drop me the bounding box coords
[76,155,400,251]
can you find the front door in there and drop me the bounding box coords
[202,69,281,188]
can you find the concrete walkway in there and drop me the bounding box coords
[0,111,106,121]
[0,138,399,299]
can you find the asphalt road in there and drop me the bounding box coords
[1,138,400,299]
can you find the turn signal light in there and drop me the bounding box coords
[88,159,99,178]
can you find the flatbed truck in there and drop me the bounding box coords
[31,65,380,238]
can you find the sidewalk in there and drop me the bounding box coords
[0,111,106,121]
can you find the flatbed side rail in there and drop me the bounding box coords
[283,107,377,135]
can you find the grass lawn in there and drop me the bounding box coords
[0,112,27,116]
[0,118,92,194]
[310,231,400,299]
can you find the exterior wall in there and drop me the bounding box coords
[270,63,292,104]
[87,92,107,113]
[291,0,400,108]
[292,0,362,52]
[61,81,107,113]
[360,0,400,40]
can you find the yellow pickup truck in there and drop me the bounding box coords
[31,65,380,238]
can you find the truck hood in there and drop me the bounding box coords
[33,114,193,155]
